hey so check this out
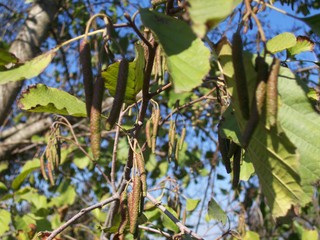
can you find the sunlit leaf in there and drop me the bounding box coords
[0,51,55,85]
[187,0,241,37]
[217,42,306,218]
[48,181,76,207]
[266,32,296,53]
[287,36,315,57]
[161,205,179,232]
[186,198,201,211]
[102,43,144,104]
[244,231,260,240]
[0,182,7,192]
[18,84,86,117]
[278,68,320,200]
[207,198,227,225]
[0,209,11,235]
[140,8,210,93]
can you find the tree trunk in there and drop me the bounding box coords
[0,0,59,126]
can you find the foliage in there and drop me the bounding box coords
[0,0,319,239]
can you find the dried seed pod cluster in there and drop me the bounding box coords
[40,124,61,186]
[129,175,142,235]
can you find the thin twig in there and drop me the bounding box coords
[146,192,204,240]
[47,194,119,240]
[111,108,125,193]
[161,88,216,125]
[138,225,171,238]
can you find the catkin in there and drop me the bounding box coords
[90,75,105,160]
[232,31,250,120]
[129,175,141,235]
[232,146,242,189]
[79,40,94,118]
[218,132,232,173]
[267,58,280,127]
[106,59,129,130]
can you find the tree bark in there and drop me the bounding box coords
[0,0,60,126]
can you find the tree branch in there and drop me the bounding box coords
[0,0,60,126]
[47,194,120,240]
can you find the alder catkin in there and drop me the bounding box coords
[151,108,160,153]
[232,31,250,120]
[255,56,269,115]
[267,58,281,127]
[90,75,105,160]
[118,190,129,236]
[232,146,242,189]
[79,40,94,118]
[129,175,141,235]
[135,152,147,197]
[106,59,129,130]
[218,132,232,173]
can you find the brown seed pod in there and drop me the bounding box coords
[106,58,129,130]
[267,58,280,127]
[145,119,152,148]
[232,31,250,120]
[118,190,129,236]
[218,132,232,173]
[232,146,242,189]
[129,175,141,235]
[79,40,94,118]
[40,154,47,180]
[178,126,186,151]
[255,56,269,115]
[90,75,105,160]
[151,108,160,153]
[46,161,55,186]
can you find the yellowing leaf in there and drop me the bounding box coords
[0,51,55,85]
[0,209,11,235]
[18,84,86,117]
[287,36,315,56]
[267,32,296,53]
[140,8,210,93]
[186,198,201,211]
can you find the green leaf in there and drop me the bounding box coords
[207,198,227,225]
[217,42,305,218]
[73,150,90,169]
[244,231,260,240]
[187,0,241,37]
[266,32,297,53]
[186,198,201,211]
[240,158,255,181]
[12,158,40,190]
[287,36,315,57]
[278,68,320,202]
[302,228,318,240]
[48,182,76,207]
[140,8,210,93]
[102,43,144,104]
[0,182,8,192]
[0,209,11,235]
[161,205,179,232]
[18,84,86,117]
[0,51,55,85]
[301,14,320,36]
[0,48,18,66]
